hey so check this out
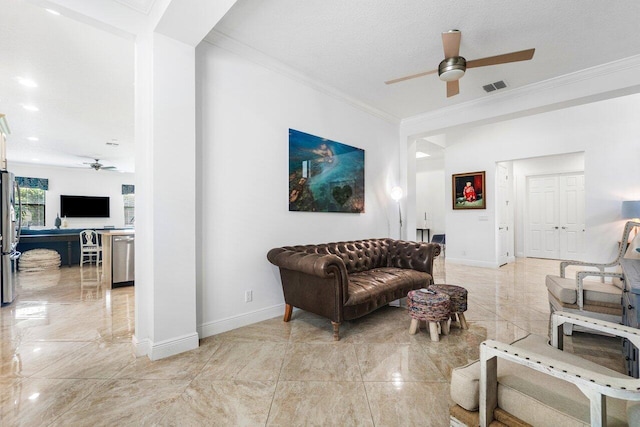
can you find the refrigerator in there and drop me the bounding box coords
[0,170,20,306]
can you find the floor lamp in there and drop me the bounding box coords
[390,186,403,239]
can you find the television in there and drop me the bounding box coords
[60,195,110,218]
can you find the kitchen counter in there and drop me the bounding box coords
[97,230,134,287]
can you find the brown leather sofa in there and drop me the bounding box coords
[267,238,441,340]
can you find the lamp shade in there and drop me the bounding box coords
[622,201,640,219]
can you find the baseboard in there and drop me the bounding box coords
[132,334,151,358]
[198,303,285,339]
[446,257,501,269]
[148,332,199,361]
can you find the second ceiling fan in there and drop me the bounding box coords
[385,30,535,97]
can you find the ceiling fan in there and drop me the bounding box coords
[385,30,535,97]
[83,159,116,171]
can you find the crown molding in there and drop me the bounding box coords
[401,54,640,137]
[114,0,156,15]
[203,30,401,125]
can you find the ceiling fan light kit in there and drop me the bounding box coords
[84,158,116,171]
[438,57,466,81]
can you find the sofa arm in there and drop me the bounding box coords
[387,240,441,275]
[267,248,346,279]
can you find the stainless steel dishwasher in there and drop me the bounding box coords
[112,235,134,287]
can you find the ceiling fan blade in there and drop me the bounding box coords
[101,166,117,170]
[446,80,459,97]
[442,30,461,58]
[466,48,535,69]
[385,68,438,85]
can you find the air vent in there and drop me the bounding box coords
[483,80,508,93]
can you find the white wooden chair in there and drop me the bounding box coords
[478,312,640,427]
[546,221,640,334]
[79,229,101,268]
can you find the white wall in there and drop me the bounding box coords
[416,157,445,238]
[196,42,400,336]
[444,93,640,267]
[8,162,135,229]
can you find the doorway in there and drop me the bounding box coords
[526,173,585,260]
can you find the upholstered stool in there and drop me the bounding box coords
[429,284,469,330]
[407,289,451,341]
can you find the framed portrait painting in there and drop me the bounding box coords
[452,171,486,210]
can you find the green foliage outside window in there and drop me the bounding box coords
[18,187,46,227]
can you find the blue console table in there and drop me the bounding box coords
[17,229,85,267]
[16,228,123,267]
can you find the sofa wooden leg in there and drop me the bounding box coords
[409,318,419,335]
[283,304,293,322]
[331,322,340,341]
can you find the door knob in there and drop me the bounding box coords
[561,226,567,229]
[554,226,559,229]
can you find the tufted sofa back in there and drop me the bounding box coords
[283,239,390,274]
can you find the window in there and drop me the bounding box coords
[124,194,135,226]
[19,187,46,227]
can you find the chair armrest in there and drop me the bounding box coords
[573,270,624,309]
[267,248,346,279]
[479,337,640,426]
[551,311,640,350]
[560,260,612,278]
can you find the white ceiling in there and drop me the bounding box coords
[2,0,640,173]
[0,0,134,173]
[212,0,640,119]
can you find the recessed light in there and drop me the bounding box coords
[16,77,38,88]
[21,104,39,112]
[26,137,39,141]
[416,151,431,159]
[45,9,60,16]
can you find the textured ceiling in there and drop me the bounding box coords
[212,0,640,119]
[2,0,640,173]
[0,0,134,172]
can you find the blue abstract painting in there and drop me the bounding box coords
[289,129,365,213]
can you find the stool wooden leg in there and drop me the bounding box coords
[428,322,440,342]
[441,320,450,335]
[458,312,468,330]
[409,318,419,335]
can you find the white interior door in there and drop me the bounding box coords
[527,176,559,258]
[497,164,509,266]
[526,173,585,260]
[559,174,585,259]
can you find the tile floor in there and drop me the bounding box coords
[0,257,625,426]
